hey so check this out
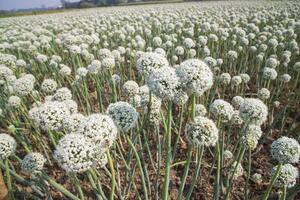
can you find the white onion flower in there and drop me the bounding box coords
[37,101,70,131]
[107,101,139,132]
[185,116,219,147]
[271,136,300,164]
[41,79,57,94]
[273,164,299,188]
[0,133,17,159]
[122,80,139,97]
[209,99,234,123]
[136,52,169,77]
[176,59,213,96]
[77,114,118,148]
[54,133,96,173]
[21,152,46,174]
[239,98,268,125]
[53,87,72,101]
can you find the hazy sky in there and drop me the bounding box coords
[0,0,79,10]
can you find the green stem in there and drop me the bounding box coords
[5,159,13,200]
[107,151,116,200]
[162,101,173,200]
[262,163,283,200]
[177,145,193,200]
[41,173,81,200]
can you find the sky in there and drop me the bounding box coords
[0,0,79,10]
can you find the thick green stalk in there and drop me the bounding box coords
[244,149,252,200]
[107,151,116,200]
[41,173,81,200]
[186,145,204,199]
[5,159,13,200]
[126,135,148,200]
[162,101,173,200]
[262,163,283,200]
[177,145,193,200]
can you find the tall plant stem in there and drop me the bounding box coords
[107,151,116,200]
[261,163,282,200]
[162,101,173,200]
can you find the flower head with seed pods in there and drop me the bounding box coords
[257,88,270,100]
[63,113,85,133]
[209,99,234,123]
[147,66,180,100]
[273,164,299,188]
[13,75,35,96]
[54,133,96,173]
[53,87,72,101]
[77,114,118,148]
[186,116,219,147]
[8,96,21,108]
[229,161,244,180]
[195,104,207,117]
[176,59,213,97]
[122,80,139,97]
[239,98,268,125]
[41,79,57,94]
[271,136,300,164]
[262,67,277,80]
[136,52,169,77]
[107,101,139,132]
[21,152,46,174]
[0,133,17,159]
[37,101,70,131]
[231,96,244,109]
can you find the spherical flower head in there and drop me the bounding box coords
[209,99,234,123]
[227,50,238,60]
[224,150,233,160]
[293,62,300,71]
[175,46,184,56]
[38,101,70,131]
[273,101,280,108]
[59,65,72,76]
[231,76,242,87]
[53,87,72,101]
[64,99,78,114]
[185,116,219,147]
[112,74,121,84]
[0,65,13,80]
[8,96,21,108]
[173,87,189,105]
[54,133,96,173]
[136,52,169,77]
[273,164,299,188]
[229,161,244,180]
[257,87,270,100]
[147,66,180,100]
[122,80,139,97]
[13,75,35,96]
[271,136,300,164]
[77,67,88,77]
[240,73,250,83]
[21,152,46,174]
[232,96,244,109]
[183,38,195,49]
[41,79,57,94]
[128,95,142,108]
[279,74,291,83]
[239,98,268,125]
[242,133,258,150]
[262,67,277,80]
[101,57,115,69]
[266,57,279,68]
[107,101,139,132]
[218,73,231,85]
[77,114,118,148]
[94,151,108,169]
[63,113,85,133]
[204,57,217,68]
[0,133,17,159]
[195,104,207,117]
[230,110,244,125]
[252,173,263,184]
[243,124,262,139]
[98,48,112,60]
[176,59,213,97]
[88,60,101,74]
